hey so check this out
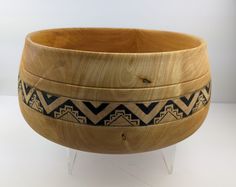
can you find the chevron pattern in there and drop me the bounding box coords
[18,78,211,126]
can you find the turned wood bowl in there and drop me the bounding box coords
[18,28,211,154]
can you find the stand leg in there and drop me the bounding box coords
[67,145,176,175]
[68,148,77,175]
[161,145,176,174]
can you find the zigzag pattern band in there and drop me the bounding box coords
[18,78,211,127]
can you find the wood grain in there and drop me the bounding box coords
[18,28,211,153]
[19,98,210,154]
[22,28,209,88]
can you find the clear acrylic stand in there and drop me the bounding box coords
[67,144,176,175]
[67,148,78,175]
[161,145,176,174]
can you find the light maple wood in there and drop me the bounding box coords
[19,99,210,154]
[18,28,211,154]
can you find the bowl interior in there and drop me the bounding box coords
[28,28,202,53]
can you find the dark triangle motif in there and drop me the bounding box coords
[180,93,195,106]
[136,102,158,114]
[41,91,59,105]
[23,82,32,95]
[205,82,211,94]
[83,102,109,115]
[18,78,211,126]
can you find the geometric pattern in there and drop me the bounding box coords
[18,78,211,127]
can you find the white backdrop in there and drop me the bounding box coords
[0,0,235,102]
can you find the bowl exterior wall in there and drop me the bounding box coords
[18,31,211,153]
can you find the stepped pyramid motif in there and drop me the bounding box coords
[18,78,211,127]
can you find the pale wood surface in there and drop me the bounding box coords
[18,28,211,153]
[20,64,210,101]
[22,28,209,88]
[19,98,210,154]
[1,100,236,186]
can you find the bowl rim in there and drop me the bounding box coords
[25,27,207,56]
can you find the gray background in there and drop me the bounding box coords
[0,0,235,102]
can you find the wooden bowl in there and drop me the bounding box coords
[18,28,211,154]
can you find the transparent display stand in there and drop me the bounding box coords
[67,145,176,175]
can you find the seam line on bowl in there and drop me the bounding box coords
[22,64,210,90]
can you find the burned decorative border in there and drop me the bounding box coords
[18,78,211,126]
